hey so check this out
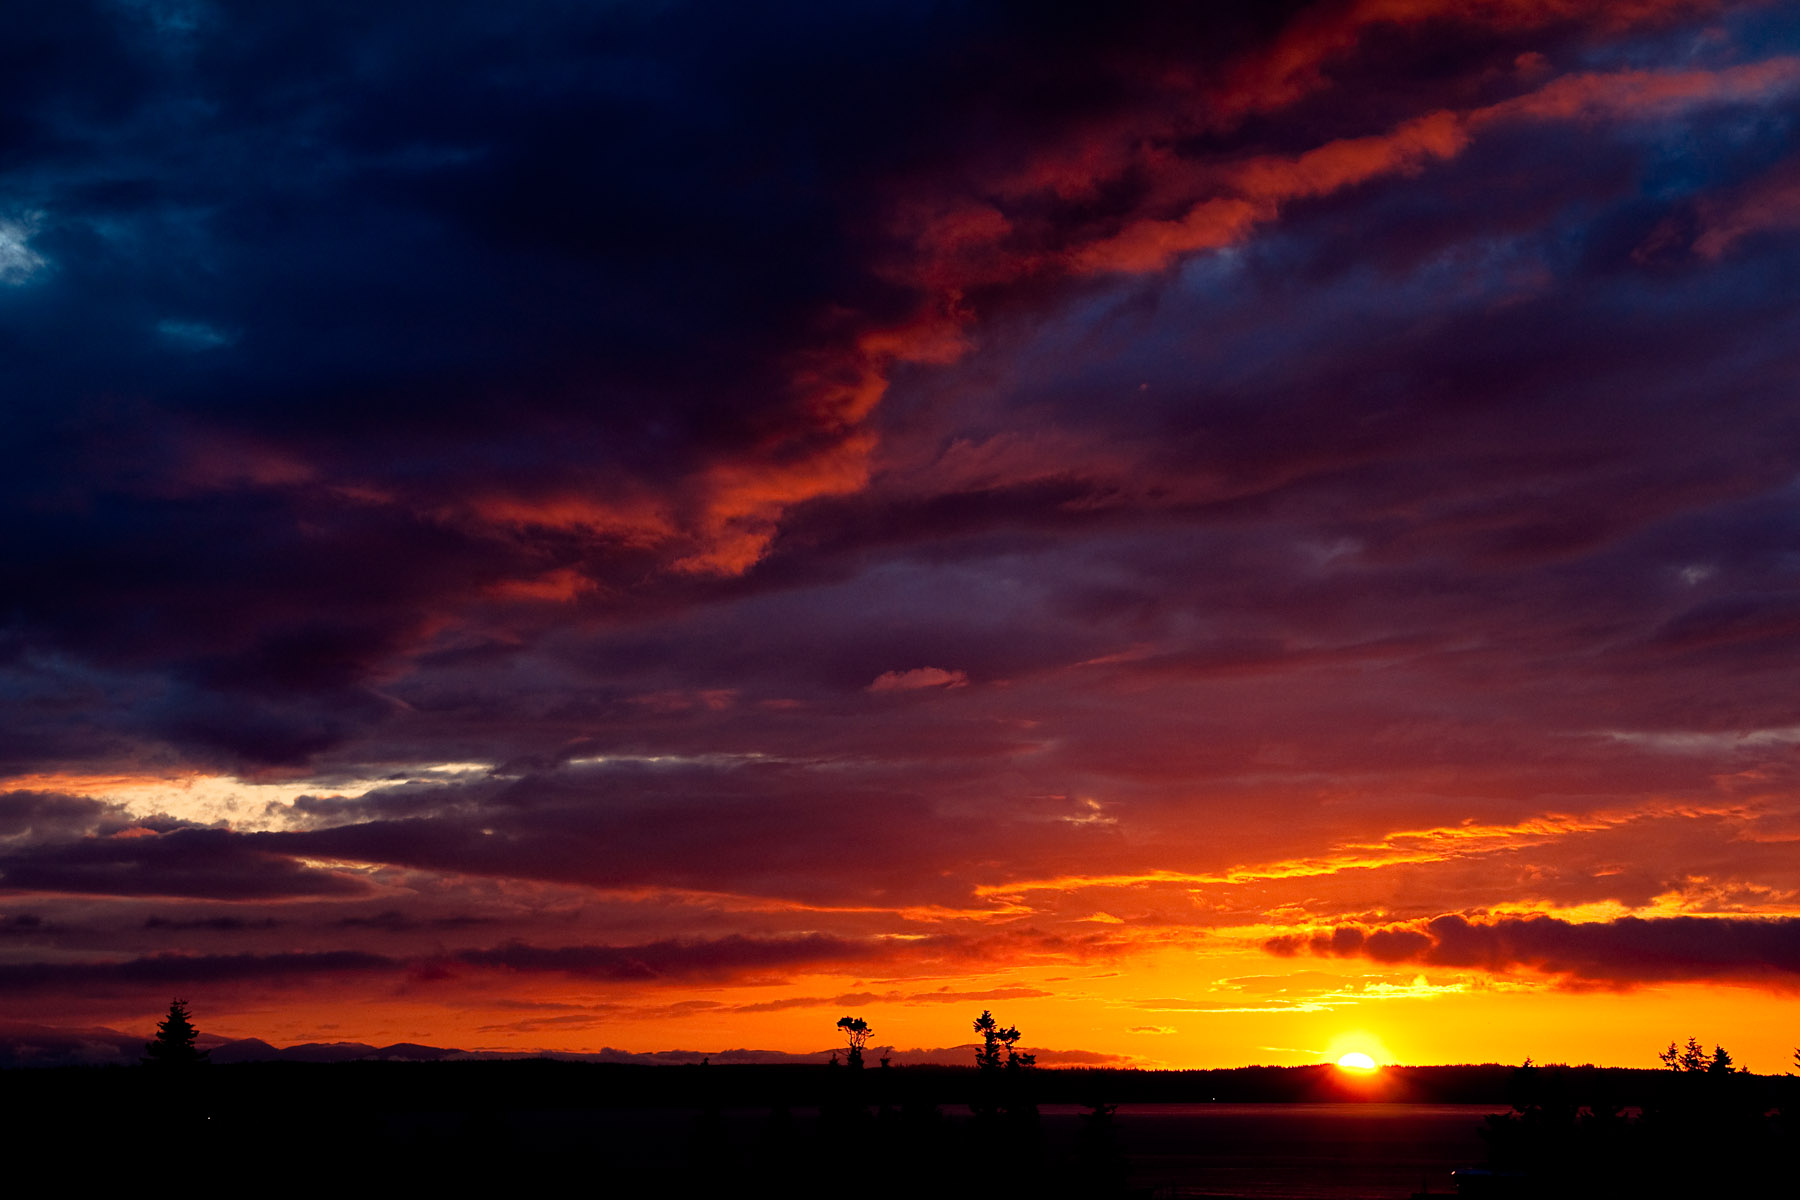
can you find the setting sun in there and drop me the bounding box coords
[1336,1052,1378,1072]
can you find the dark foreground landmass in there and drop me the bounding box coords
[5,1060,1795,1198]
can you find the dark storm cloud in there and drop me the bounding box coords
[5,0,1774,771]
[333,909,490,933]
[0,826,368,899]
[2,6,886,758]
[143,914,283,932]
[0,790,121,841]
[0,948,393,993]
[1265,914,1800,986]
[0,932,880,994]
[1,0,975,764]
[460,933,870,982]
[256,758,1027,906]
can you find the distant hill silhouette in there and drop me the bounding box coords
[0,1021,1128,1070]
[0,1022,479,1068]
[0,1021,150,1068]
[203,1037,283,1063]
[210,1039,470,1064]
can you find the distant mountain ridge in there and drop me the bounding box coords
[208,1038,469,1064]
[0,1021,1119,1070]
[0,1022,486,1068]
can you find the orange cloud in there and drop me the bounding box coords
[971,802,1765,910]
[464,491,676,545]
[1050,57,1795,279]
[484,568,599,604]
[1073,110,1470,275]
[868,667,970,693]
[994,0,1722,201]
[670,430,877,575]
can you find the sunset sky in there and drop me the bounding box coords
[4,0,1800,1071]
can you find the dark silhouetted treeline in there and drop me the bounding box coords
[3,1059,1107,1199]
[4,1058,1795,1198]
[11,1056,1764,1104]
[1471,1057,1799,1199]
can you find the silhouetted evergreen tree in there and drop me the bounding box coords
[966,1009,1041,1196]
[143,998,209,1066]
[973,1011,1033,1076]
[1656,1035,1743,1077]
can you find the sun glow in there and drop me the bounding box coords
[1336,1051,1378,1071]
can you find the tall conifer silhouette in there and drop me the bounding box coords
[143,998,209,1066]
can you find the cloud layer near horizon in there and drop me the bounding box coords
[1266,914,1800,986]
[4,1,1800,1060]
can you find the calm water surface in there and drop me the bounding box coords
[1090,1103,1507,1198]
[411,1099,1506,1199]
